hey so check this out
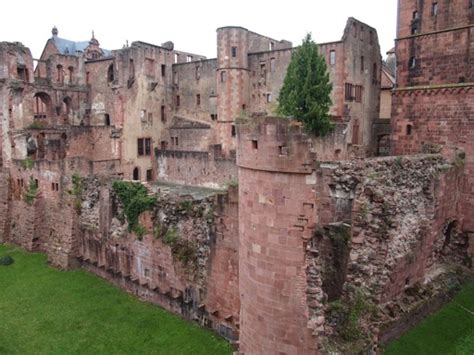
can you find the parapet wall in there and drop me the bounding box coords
[156,150,237,189]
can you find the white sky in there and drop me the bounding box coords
[1,0,397,60]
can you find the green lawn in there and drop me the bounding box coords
[384,281,474,355]
[0,244,233,355]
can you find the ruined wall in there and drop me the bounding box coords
[77,179,240,341]
[172,59,217,125]
[156,150,237,189]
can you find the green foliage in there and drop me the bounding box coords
[163,227,179,245]
[24,178,38,205]
[112,181,156,235]
[0,244,232,353]
[327,288,376,342]
[277,33,333,136]
[28,121,45,129]
[0,255,14,266]
[133,224,147,241]
[21,158,34,170]
[71,174,83,212]
[177,200,193,214]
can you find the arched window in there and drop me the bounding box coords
[133,167,140,181]
[62,97,72,114]
[57,65,64,84]
[33,92,52,119]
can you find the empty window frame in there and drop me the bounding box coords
[432,2,438,15]
[196,94,201,106]
[174,53,179,63]
[231,47,237,58]
[345,83,354,101]
[355,85,363,103]
[220,71,227,83]
[176,95,180,107]
[329,50,336,66]
[186,55,193,62]
[409,57,416,69]
[161,64,166,77]
[161,105,166,122]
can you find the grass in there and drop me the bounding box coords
[384,281,474,355]
[0,244,233,355]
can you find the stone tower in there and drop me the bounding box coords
[237,117,320,353]
[216,27,251,156]
[391,0,474,230]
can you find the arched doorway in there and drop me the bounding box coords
[133,167,140,181]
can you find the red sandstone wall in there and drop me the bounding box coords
[156,150,237,189]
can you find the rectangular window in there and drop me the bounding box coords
[361,56,365,72]
[211,114,217,121]
[145,58,155,77]
[195,66,201,80]
[137,138,144,156]
[231,47,237,58]
[471,0,474,8]
[267,93,272,103]
[231,125,236,137]
[161,105,166,122]
[270,58,276,72]
[146,169,153,182]
[409,57,416,69]
[269,42,275,50]
[148,112,153,123]
[345,83,354,101]
[355,85,363,103]
[176,95,180,107]
[329,50,336,65]
[161,64,166,77]
[196,94,201,106]
[173,71,178,85]
[260,63,266,77]
[413,10,419,19]
[432,2,438,15]
[145,138,151,155]
[174,53,179,63]
[373,63,378,81]
[186,55,193,62]
[220,71,226,83]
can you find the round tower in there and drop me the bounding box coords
[237,117,319,353]
[216,27,250,156]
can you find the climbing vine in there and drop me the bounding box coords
[112,181,155,235]
[24,178,38,205]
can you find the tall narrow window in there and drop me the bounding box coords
[174,53,179,63]
[145,138,151,155]
[432,2,438,15]
[161,105,166,122]
[57,65,64,84]
[220,71,226,83]
[68,66,74,84]
[409,57,416,69]
[195,66,201,80]
[196,94,201,106]
[173,71,179,85]
[161,64,166,77]
[270,58,276,72]
[361,56,365,72]
[373,63,378,80]
[107,64,114,82]
[133,168,140,181]
[329,50,336,66]
[129,59,135,79]
[413,10,419,19]
[231,47,237,58]
[176,95,180,107]
[137,138,144,156]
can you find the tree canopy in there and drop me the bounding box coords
[277,33,333,136]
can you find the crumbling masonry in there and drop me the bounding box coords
[0,2,473,353]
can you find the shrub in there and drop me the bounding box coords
[0,255,14,266]
[112,181,156,235]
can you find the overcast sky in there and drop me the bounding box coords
[1,0,397,60]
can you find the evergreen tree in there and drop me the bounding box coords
[277,33,333,136]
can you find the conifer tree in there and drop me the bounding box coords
[277,33,333,136]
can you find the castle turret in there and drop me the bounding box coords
[216,27,251,156]
[237,117,319,353]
